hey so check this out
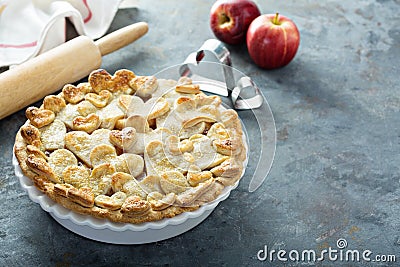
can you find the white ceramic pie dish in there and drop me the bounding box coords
[13,125,248,244]
[13,61,260,244]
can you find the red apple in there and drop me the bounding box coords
[210,0,261,45]
[246,13,300,69]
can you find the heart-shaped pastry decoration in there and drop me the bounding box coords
[40,119,66,150]
[210,158,243,186]
[175,84,201,94]
[20,124,42,148]
[144,140,179,177]
[15,68,247,225]
[96,98,125,129]
[194,93,222,107]
[147,192,176,211]
[212,139,236,156]
[122,177,148,199]
[138,175,163,194]
[124,121,172,155]
[25,107,55,128]
[175,178,215,207]
[26,144,47,160]
[129,75,159,98]
[189,134,229,170]
[47,149,78,182]
[109,127,137,150]
[123,95,170,121]
[88,163,116,195]
[65,129,113,167]
[95,192,127,210]
[25,154,59,183]
[54,184,95,208]
[182,115,216,129]
[187,165,213,186]
[125,114,150,133]
[62,165,90,188]
[77,100,98,117]
[89,69,136,94]
[120,196,151,217]
[194,181,225,205]
[89,144,118,166]
[89,144,144,177]
[71,113,101,133]
[111,172,133,192]
[156,110,206,139]
[62,83,92,104]
[118,153,145,178]
[160,171,190,193]
[206,122,230,140]
[55,102,81,129]
[43,95,66,113]
[85,90,112,108]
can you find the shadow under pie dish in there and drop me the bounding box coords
[14,69,248,230]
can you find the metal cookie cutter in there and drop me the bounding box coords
[179,39,264,110]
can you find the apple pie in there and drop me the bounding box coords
[14,69,247,224]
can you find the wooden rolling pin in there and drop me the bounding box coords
[0,21,148,119]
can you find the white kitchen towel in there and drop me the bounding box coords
[0,0,122,67]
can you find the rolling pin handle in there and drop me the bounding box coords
[94,22,148,56]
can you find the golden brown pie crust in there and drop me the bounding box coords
[14,69,246,224]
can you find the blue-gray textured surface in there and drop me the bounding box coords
[1,0,399,266]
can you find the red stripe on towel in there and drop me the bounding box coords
[0,41,37,48]
[82,0,93,23]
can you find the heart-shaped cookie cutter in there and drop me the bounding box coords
[179,39,263,110]
[176,39,276,192]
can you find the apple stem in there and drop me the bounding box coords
[219,13,231,26]
[273,13,280,25]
